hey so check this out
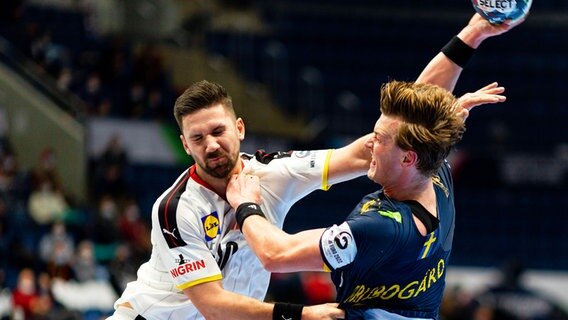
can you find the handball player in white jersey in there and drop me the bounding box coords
[107,13,524,320]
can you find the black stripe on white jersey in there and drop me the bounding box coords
[251,150,293,164]
[158,171,190,248]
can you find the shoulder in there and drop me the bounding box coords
[242,149,330,165]
[347,194,412,239]
[241,150,294,164]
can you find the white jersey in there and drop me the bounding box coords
[114,149,334,319]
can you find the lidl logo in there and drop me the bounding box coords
[202,211,220,241]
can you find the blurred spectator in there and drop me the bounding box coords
[36,272,82,320]
[0,197,8,269]
[92,135,129,202]
[30,148,62,194]
[107,244,137,296]
[440,284,478,320]
[11,268,52,319]
[27,175,68,226]
[474,259,568,320]
[72,240,107,283]
[90,196,121,264]
[117,200,150,263]
[30,30,69,76]
[38,221,74,280]
[126,82,146,118]
[78,72,105,116]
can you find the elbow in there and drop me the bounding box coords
[257,250,286,273]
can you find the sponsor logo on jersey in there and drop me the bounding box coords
[293,150,311,158]
[169,259,207,278]
[334,231,352,249]
[309,152,317,168]
[201,211,221,241]
[175,254,187,265]
[343,258,446,304]
[324,227,355,266]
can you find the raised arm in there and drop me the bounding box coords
[416,13,527,91]
[326,14,526,183]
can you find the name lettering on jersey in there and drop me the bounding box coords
[201,211,221,241]
[343,259,445,304]
[378,210,402,223]
[170,259,207,278]
[431,175,449,197]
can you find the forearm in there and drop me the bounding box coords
[243,216,325,272]
[185,283,303,320]
[327,133,373,184]
[415,52,463,91]
[195,291,273,320]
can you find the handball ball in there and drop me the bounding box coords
[472,0,532,24]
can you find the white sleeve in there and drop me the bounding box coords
[320,222,358,270]
[254,149,333,204]
[156,203,222,291]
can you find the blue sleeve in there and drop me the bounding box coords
[344,211,399,269]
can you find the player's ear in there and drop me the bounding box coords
[179,134,191,155]
[236,117,245,141]
[402,150,417,167]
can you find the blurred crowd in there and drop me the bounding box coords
[0,1,566,320]
[0,0,177,123]
[0,134,150,319]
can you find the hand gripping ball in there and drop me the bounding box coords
[472,0,532,24]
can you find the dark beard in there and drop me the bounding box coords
[200,152,237,179]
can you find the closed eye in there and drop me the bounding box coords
[190,135,203,142]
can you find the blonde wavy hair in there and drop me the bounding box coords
[379,81,465,176]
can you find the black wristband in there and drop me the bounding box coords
[273,302,303,320]
[235,202,265,231]
[441,36,475,68]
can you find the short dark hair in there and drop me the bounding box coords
[379,81,464,176]
[173,80,234,131]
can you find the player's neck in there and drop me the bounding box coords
[196,159,244,198]
[385,173,433,205]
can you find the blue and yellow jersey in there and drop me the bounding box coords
[319,161,455,319]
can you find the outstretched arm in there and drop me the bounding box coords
[227,172,326,272]
[416,13,527,91]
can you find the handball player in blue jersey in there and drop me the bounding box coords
[108,13,524,320]
[227,80,507,319]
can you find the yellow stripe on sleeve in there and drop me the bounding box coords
[322,149,334,191]
[176,274,223,290]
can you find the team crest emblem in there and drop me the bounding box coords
[201,211,221,241]
[360,199,381,213]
